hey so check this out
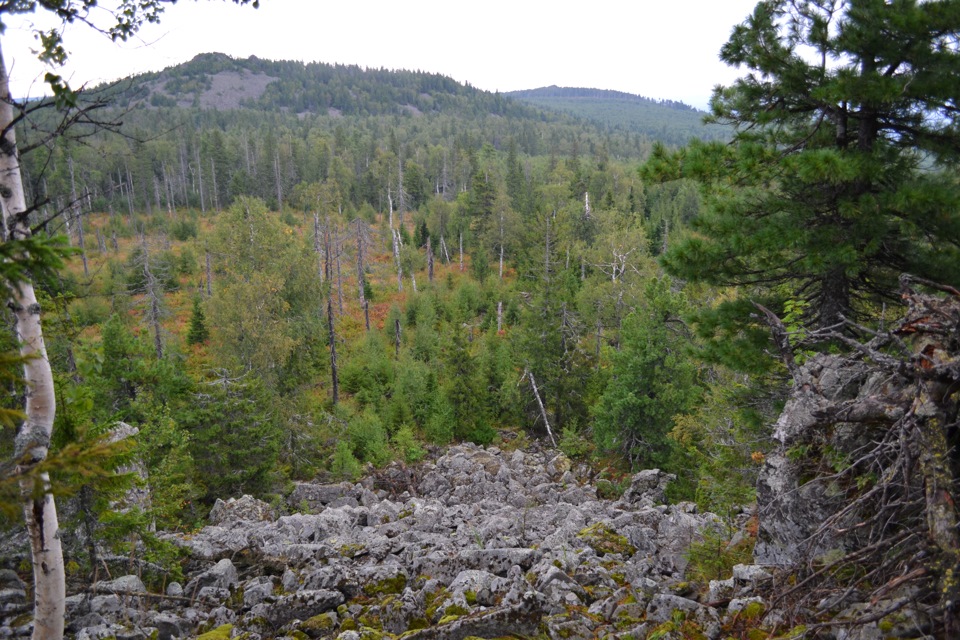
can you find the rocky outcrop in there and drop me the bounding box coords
[750,284,960,636]
[3,443,759,639]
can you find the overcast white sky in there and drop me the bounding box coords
[3,0,761,109]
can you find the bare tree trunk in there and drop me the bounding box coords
[313,212,325,284]
[0,43,65,640]
[355,218,370,332]
[427,236,434,283]
[394,319,401,359]
[388,189,402,292]
[324,219,338,405]
[440,234,450,264]
[497,300,503,333]
[68,157,88,277]
[140,238,164,360]
[124,162,135,220]
[334,218,343,315]
[196,147,205,214]
[274,151,283,212]
[459,232,464,272]
[210,158,220,213]
[525,369,557,447]
[205,247,212,298]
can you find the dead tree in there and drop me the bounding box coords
[354,218,372,332]
[324,217,339,405]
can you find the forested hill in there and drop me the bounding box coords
[506,85,730,145]
[93,53,722,154]
[115,52,533,119]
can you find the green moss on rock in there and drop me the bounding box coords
[362,574,408,597]
[196,624,233,640]
[576,522,636,556]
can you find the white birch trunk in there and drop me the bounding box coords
[0,42,65,640]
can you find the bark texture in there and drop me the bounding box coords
[0,43,66,640]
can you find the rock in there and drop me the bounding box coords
[92,575,145,595]
[208,494,275,525]
[89,595,123,615]
[242,576,275,608]
[147,612,185,640]
[254,589,344,627]
[76,624,125,640]
[404,590,543,639]
[184,558,238,595]
[288,482,353,511]
[619,469,675,507]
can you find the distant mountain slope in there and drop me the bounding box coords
[506,86,730,145]
[115,53,545,121]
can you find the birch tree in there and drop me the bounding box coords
[0,5,256,636]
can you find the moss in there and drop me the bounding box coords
[742,601,766,621]
[464,589,477,605]
[438,614,462,625]
[195,624,233,640]
[424,586,451,621]
[610,572,627,587]
[747,629,770,640]
[358,626,389,639]
[576,522,636,556]
[340,618,359,632]
[406,617,429,631]
[362,573,408,597]
[443,603,470,617]
[340,543,367,558]
[358,613,383,630]
[300,613,337,633]
[679,620,708,640]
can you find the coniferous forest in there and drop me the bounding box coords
[3,1,960,639]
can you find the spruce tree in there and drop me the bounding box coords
[647,0,960,369]
[186,297,209,345]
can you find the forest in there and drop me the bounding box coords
[2,1,960,638]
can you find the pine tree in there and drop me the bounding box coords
[646,0,960,370]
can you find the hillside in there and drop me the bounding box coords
[506,86,730,146]
[93,54,724,155]
[116,53,541,121]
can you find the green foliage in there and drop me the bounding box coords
[559,424,594,460]
[181,372,282,501]
[649,0,960,369]
[331,440,362,481]
[685,527,755,583]
[136,404,201,528]
[593,277,701,469]
[186,297,209,345]
[347,409,391,466]
[392,425,425,463]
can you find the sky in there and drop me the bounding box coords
[2,0,761,110]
